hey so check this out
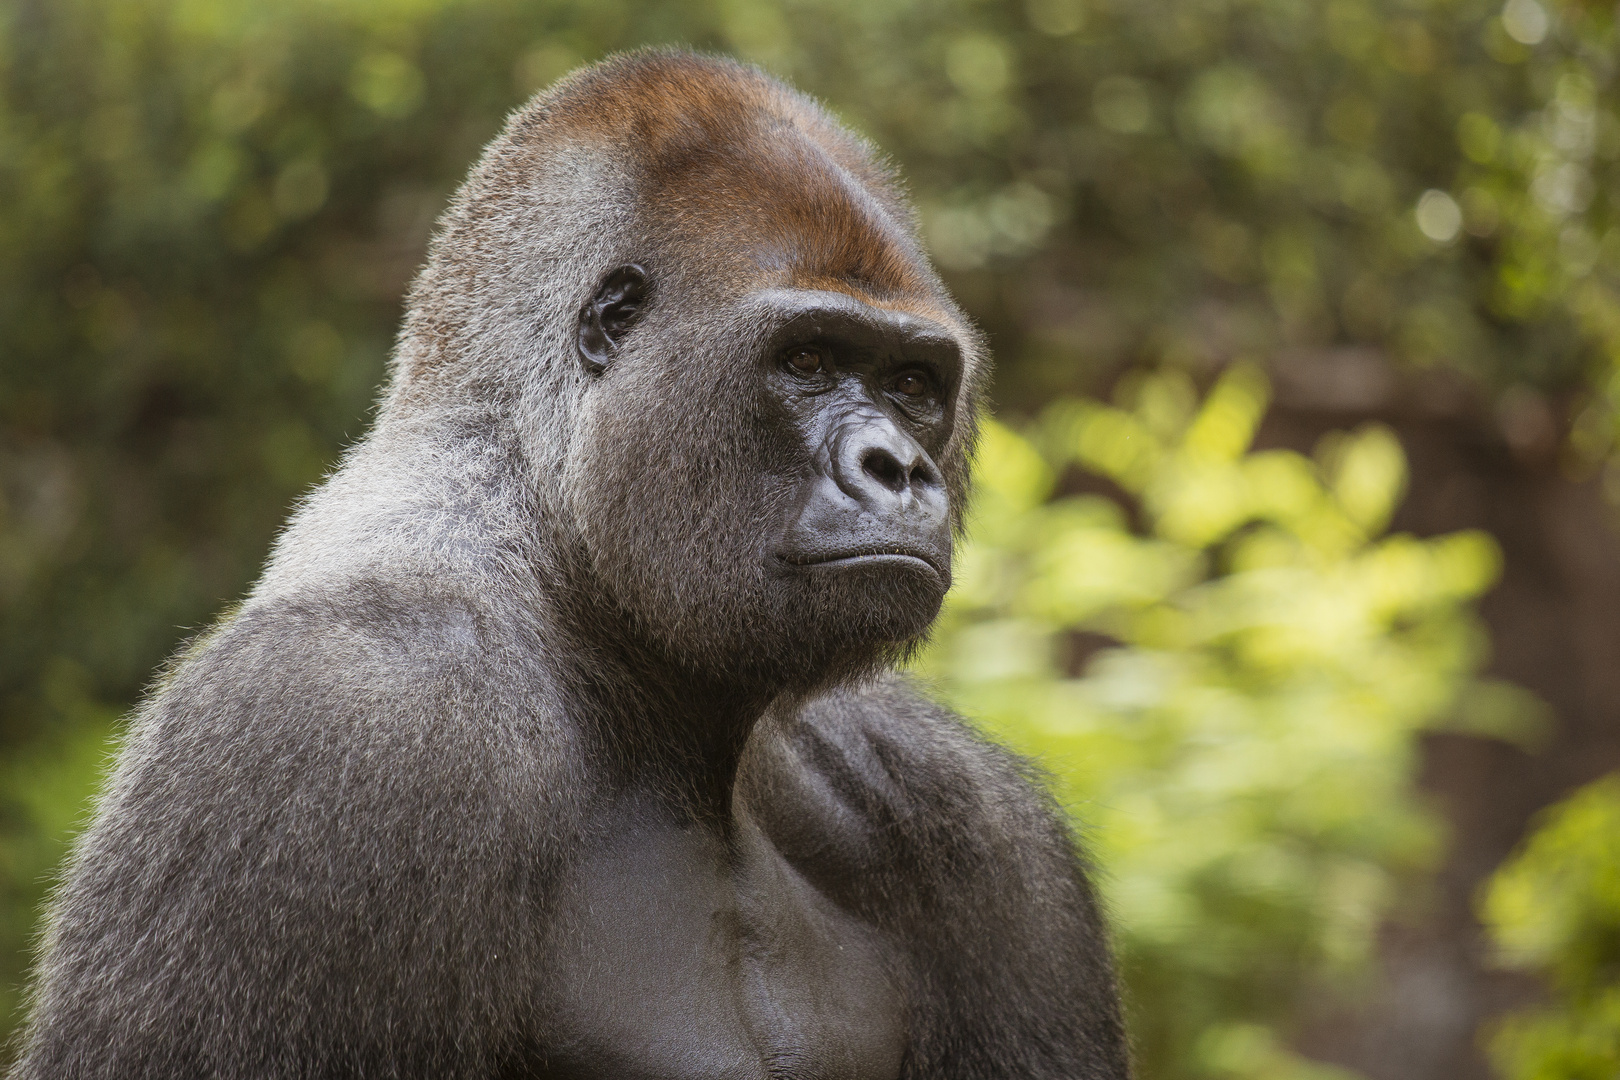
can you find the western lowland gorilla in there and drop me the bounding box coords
[11,50,1128,1080]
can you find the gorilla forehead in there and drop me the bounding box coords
[527,50,967,326]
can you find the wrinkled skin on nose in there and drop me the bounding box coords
[781,400,952,587]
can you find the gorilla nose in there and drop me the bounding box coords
[782,411,953,585]
[835,422,943,512]
[860,444,936,496]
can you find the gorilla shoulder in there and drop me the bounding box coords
[740,678,1082,916]
[121,576,564,812]
[182,579,505,708]
[740,681,1127,1080]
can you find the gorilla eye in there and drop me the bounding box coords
[785,346,827,375]
[890,371,932,398]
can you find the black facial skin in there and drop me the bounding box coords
[7,53,1128,1080]
[765,291,958,600]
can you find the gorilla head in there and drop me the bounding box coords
[393,51,985,692]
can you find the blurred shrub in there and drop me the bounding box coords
[916,366,1513,1078]
[1482,773,1620,1080]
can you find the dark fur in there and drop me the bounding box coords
[10,51,1127,1079]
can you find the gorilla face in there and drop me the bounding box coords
[761,289,958,587]
[569,265,968,691]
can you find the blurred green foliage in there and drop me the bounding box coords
[915,367,1509,1078]
[1482,774,1620,1080]
[2,0,1617,1073]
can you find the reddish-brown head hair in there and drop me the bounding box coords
[517,50,953,318]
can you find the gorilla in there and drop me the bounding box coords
[11,51,1127,1080]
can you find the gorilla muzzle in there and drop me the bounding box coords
[779,404,952,588]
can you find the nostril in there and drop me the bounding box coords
[861,448,909,494]
[908,462,939,489]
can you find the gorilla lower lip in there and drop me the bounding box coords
[785,550,944,577]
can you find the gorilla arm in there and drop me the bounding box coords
[740,678,1129,1080]
[11,582,576,1080]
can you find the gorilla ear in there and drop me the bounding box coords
[578,264,649,375]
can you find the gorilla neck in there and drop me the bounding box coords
[555,604,784,825]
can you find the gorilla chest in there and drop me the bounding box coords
[539,811,905,1080]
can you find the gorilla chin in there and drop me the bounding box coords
[780,549,949,630]
[766,555,950,683]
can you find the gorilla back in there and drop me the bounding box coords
[11,52,1128,1080]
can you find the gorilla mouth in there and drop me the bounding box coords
[782,547,946,579]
